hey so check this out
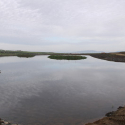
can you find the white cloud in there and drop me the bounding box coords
[0,0,125,52]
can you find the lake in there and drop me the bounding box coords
[0,55,125,125]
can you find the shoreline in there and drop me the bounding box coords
[85,106,125,125]
[90,53,125,62]
[0,118,18,125]
[1,106,125,125]
[1,51,125,63]
[0,51,125,125]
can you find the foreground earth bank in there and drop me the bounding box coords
[85,106,125,125]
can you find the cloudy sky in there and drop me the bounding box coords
[0,0,125,52]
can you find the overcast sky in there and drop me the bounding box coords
[0,0,125,52]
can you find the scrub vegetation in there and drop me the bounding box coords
[0,50,54,57]
[48,55,87,60]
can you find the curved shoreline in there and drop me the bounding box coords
[0,118,18,125]
[90,53,125,63]
[85,106,125,125]
[1,106,125,125]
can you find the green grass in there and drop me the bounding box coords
[48,55,87,60]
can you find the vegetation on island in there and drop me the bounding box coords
[17,53,35,58]
[1,49,125,62]
[48,55,87,60]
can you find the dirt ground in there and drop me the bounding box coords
[85,106,125,125]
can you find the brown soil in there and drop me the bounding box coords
[85,106,125,125]
[90,53,125,62]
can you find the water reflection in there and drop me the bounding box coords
[0,56,125,125]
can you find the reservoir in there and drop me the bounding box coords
[0,55,125,125]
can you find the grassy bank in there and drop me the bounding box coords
[0,50,54,57]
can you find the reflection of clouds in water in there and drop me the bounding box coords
[0,58,64,111]
[78,56,125,69]
[0,55,50,64]
[0,56,125,124]
[0,56,31,63]
[0,77,63,110]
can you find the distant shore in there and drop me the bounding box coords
[1,50,125,63]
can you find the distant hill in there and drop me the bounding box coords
[75,50,102,53]
[56,50,103,53]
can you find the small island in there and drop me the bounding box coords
[48,55,87,60]
[17,53,35,58]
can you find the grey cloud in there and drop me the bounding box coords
[0,0,125,52]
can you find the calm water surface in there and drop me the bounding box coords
[0,56,125,125]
